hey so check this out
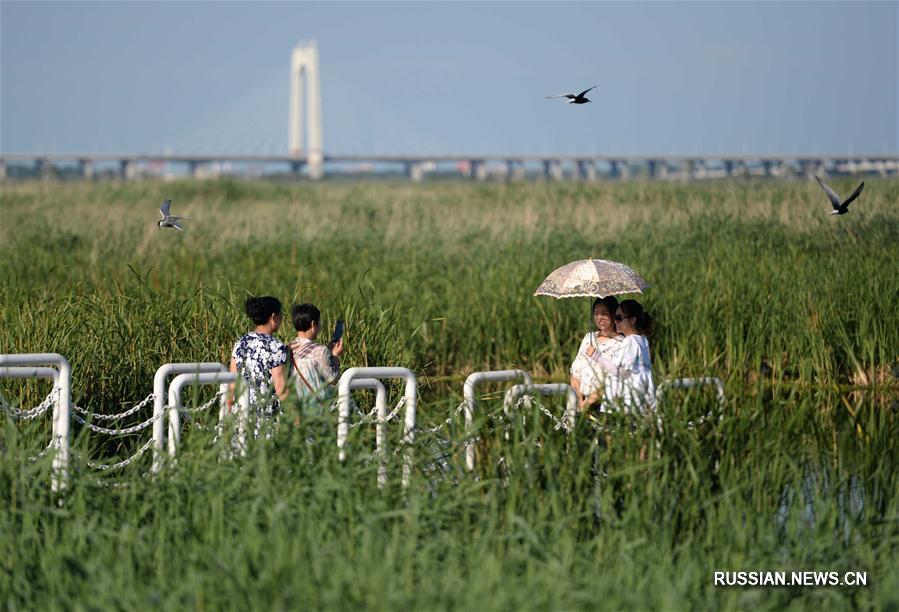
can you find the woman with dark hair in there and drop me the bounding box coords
[288,302,344,402]
[589,299,655,413]
[229,296,290,437]
[571,296,624,409]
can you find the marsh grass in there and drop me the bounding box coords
[1,179,897,609]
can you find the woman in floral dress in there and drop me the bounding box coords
[571,296,624,410]
[229,296,289,438]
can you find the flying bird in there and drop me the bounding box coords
[157,199,191,230]
[814,176,864,215]
[546,85,597,105]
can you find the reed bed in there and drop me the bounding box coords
[1,178,897,609]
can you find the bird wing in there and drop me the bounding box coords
[576,85,598,98]
[840,182,865,209]
[546,93,576,99]
[814,176,842,210]
[170,220,185,231]
[168,216,191,222]
[160,199,171,218]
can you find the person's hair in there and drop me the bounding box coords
[245,296,282,326]
[291,303,321,332]
[591,296,620,318]
[619,299,653,337]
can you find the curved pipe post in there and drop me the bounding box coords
[168,372,244,459]
[152,362,226,472]
[657,377,725,406]
[338,367,417,487]
[0,353,72,492]
[462,369,531,471]
[346,378,388,486]
[503,383,578,433]
[0,368,59,430]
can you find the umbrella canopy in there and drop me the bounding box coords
[534,259,650,299]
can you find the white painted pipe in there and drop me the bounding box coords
[503,383,578,433]
[338,367,417,487]
[462,369,531,471]
[167,372,244,458]
[0,366,59,382]
[151,363,226,472]
[0,353,71,492]
[346,378,388,487]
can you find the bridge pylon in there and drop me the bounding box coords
[289,40,324,180]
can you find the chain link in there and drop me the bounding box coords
[73,409,163,435]
[180,393,224,414]
[72,392,221,435]
[0,388,58,421]
[78,437,155,471]
[349,396,406,429]
[28,442,55,463]
[535,400,569,432]
[72,393,155,421]
[417,401,465,435]
[513,394,568,432]
[685,409,720,431]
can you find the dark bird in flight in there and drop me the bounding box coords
[546,85,597,105]
[814,176,865,215]
[157,199,191,230]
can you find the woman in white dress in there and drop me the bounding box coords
[570,297,624,410]
[589,299,655,415]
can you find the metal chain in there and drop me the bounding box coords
[418,401,465,435]
[90,479,132,489]
[73,409,164,435]
[349,396,406,429]
[536,400,569,432]
[685,409,721,431]
[511,394,569,433]
[72,393,155,421]
[28,442,55,463]
[0,388,58,421]
[180,393,224,414]
[348,399,376,429]
[382,397,406,424]
[78,437,155,471]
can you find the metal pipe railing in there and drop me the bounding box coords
[656,377,725,406]
[345,378,389,486]
[338,367,417,487]
[0,353,71,492]
[167,372,245,458]
[503,383,578,433]
[152,363,227,472]
[462,369,531,471]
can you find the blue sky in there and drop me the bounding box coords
[1,1,896,156]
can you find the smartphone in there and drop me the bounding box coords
[331,320,345,344]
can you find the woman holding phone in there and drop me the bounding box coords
[288,303,345,402]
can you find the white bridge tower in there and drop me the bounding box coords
[289,40,324,179]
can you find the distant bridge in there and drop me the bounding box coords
[1,153,897,182]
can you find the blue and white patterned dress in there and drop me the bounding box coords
[231,332,289,432]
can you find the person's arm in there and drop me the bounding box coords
[323,339,343,385]
[228,358,238,407]
[271,364,289,401]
